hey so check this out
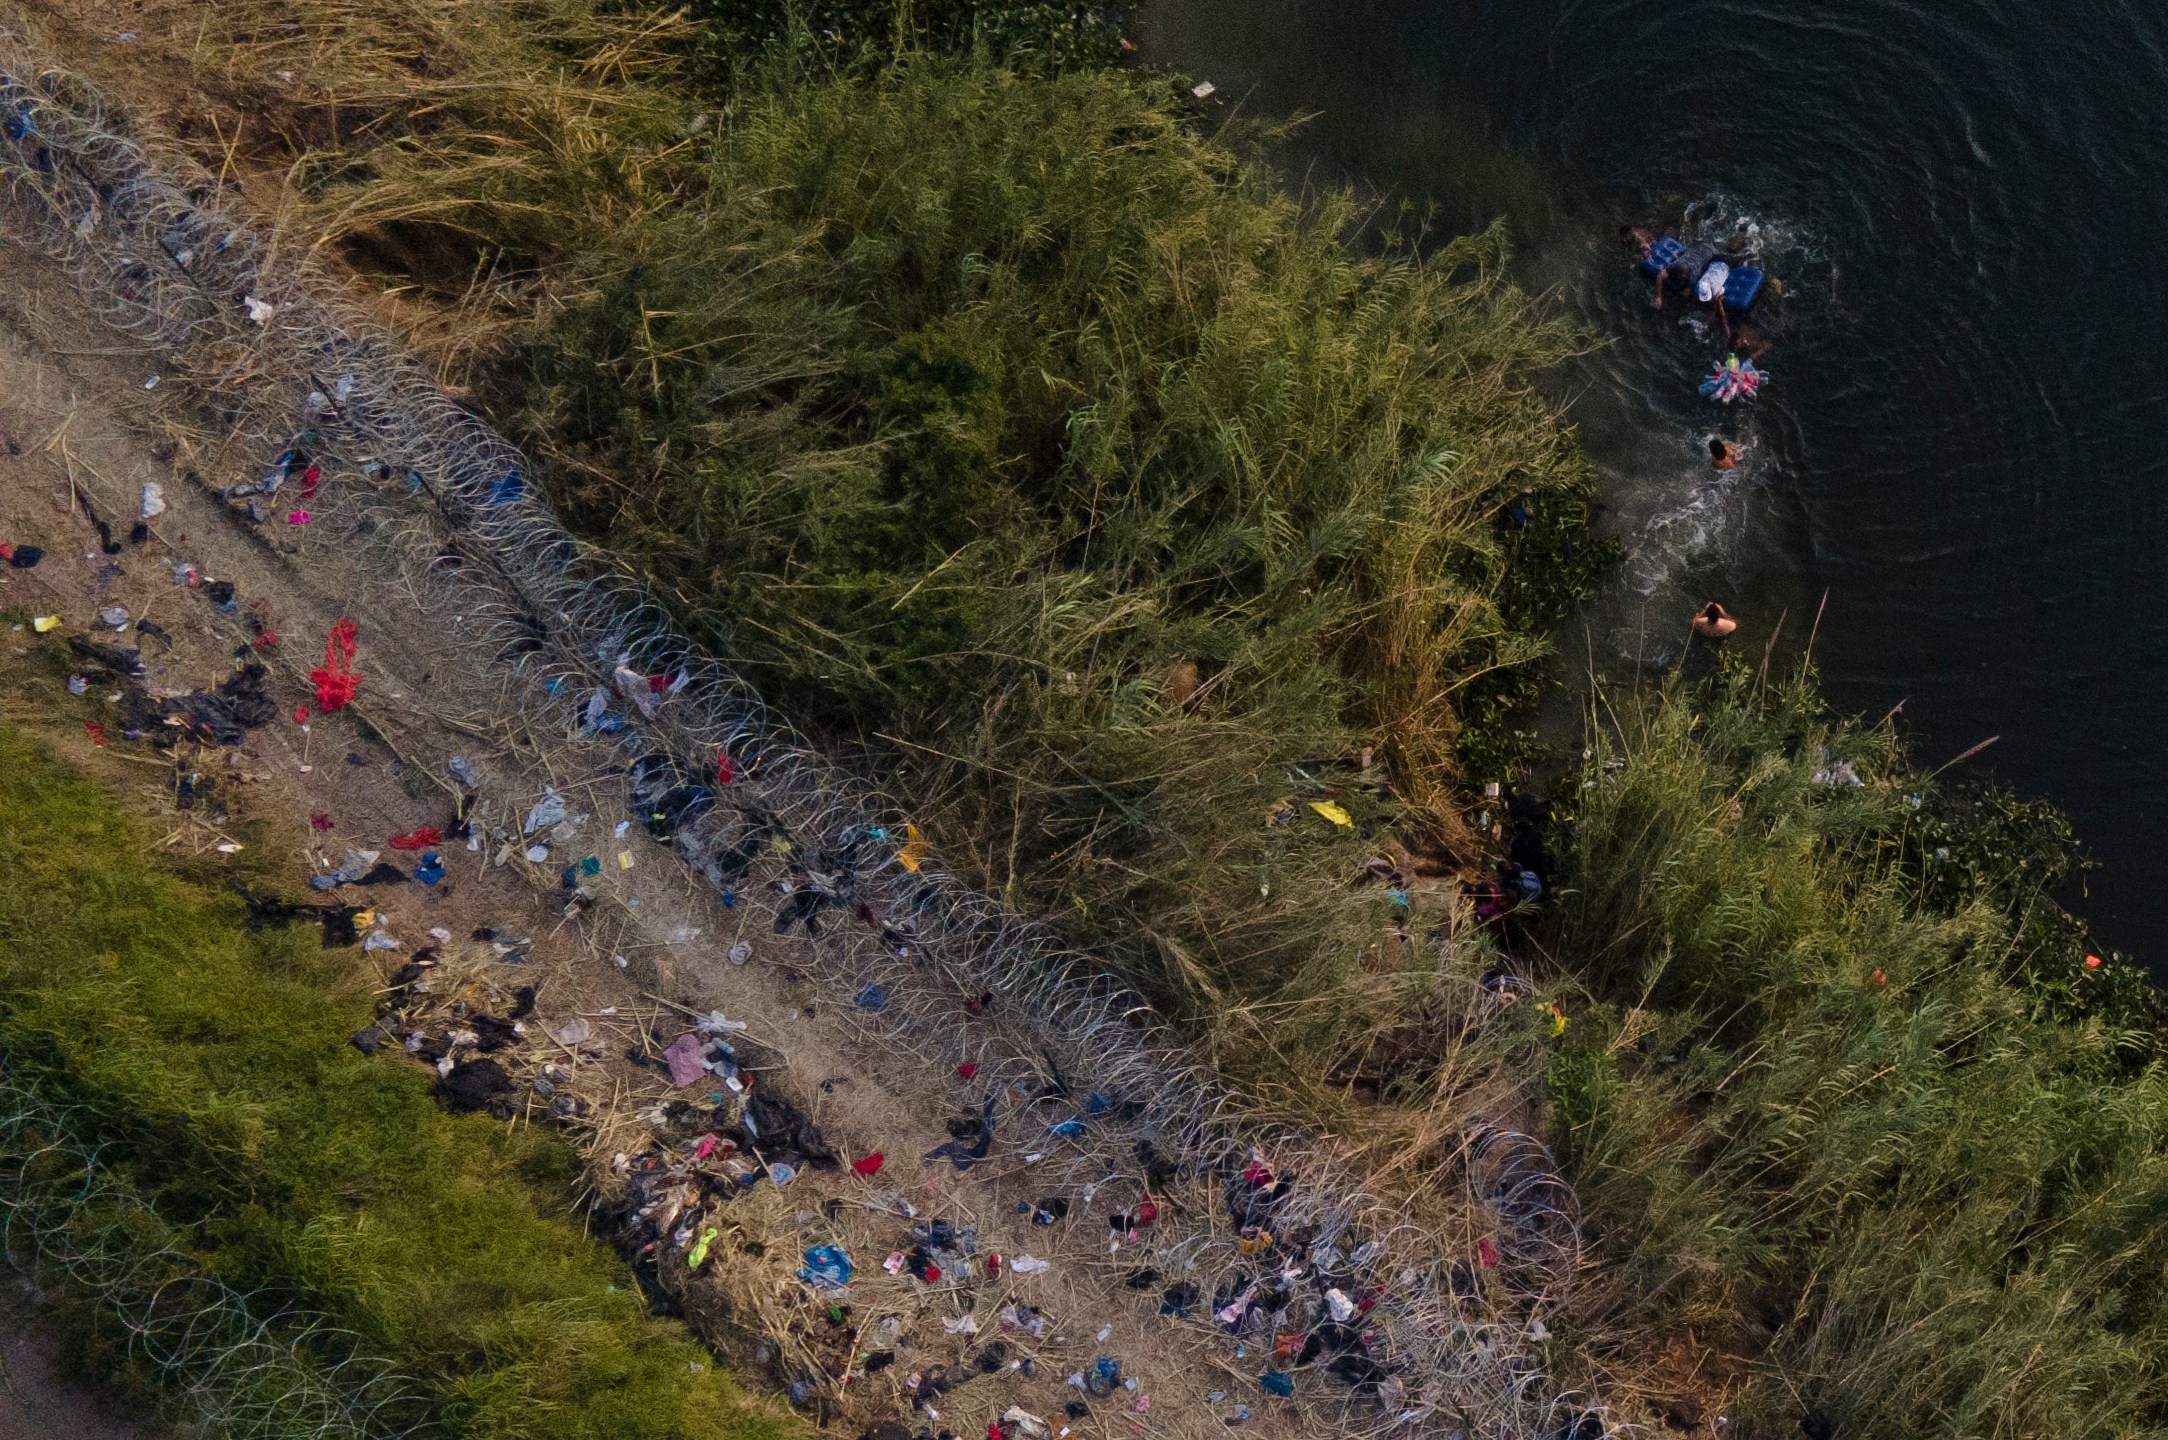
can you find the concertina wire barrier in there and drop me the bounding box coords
[0,1077,423,1439]
[0,35,1618,1440]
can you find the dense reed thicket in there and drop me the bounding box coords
[0,724,798,1440]
[522,56,1606,1065]
[1539,662,2165,1436]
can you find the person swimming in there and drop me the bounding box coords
[1692,602,1739,639]
[1709,437,1740,470]
[1651,242,1716,310]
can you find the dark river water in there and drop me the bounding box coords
[1144,0,2168,958]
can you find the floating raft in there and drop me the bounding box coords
[1639,235,1765,310]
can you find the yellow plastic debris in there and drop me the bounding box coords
[1308,800,1353,828]
[31,615,60,633]
[687,1225,718,1269]
[896,822,929,873]
[617,849,635,870]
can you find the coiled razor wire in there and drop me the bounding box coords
[0,36,1620,1440]
[0,1075,421,1440]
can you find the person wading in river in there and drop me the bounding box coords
[1692,602,1739,639]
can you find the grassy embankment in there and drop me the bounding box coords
[1540,659,2165,1435]
[0,720,800,1440]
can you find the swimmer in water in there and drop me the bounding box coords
[1621,223,1661,261]
[1710,437,1740,471]
[1692,602,1738,640]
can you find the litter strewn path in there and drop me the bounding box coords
[0,253,1312,1440]
[0,35,1606,1440]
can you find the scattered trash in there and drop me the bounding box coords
[164,662,279,745]
[855,982,889,1011]
[447,755,479,787]
[686,1226,719,1269]
[243,295,276,325]
[286,509,312,526]
[362,930,401,953]
[0,543,42,568]
[798,1246,853,1289]
[523,788,567,835]
[895,823,929,873]
[1811,756,1864,787]
[139,482,167,520]
[942,1315,979,1335]
[388,827,442,850]
[1009,1254,1051,1275]
[1191,80,1217,98]
[1259,1371,1294,1398]
[727,940,752,966]
[662,1032,707,1087]
[310,618,361,711]
[852,1152,886,1178]
[927,1096,997,1170]
[1085,1359,1121,1396]
[97,606,128,629]
[415,852,446,885]
[1308,800,1353,828]
[82,720,109,746]
[524,844,549,863]
[31,615,60,633]
[66,675,89,695]
[435,1057,513,1113]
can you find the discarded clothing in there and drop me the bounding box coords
[799,1245,852,1289]
[927,1095,997,1170]
[662,1032,707,1087]
[523,788,567,835]
[740,1091,838,1170]
[309,619,361,710]
[435,1058,514,1113]
[164,662,278,745]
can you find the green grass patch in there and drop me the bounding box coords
[0,723,800,1440]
